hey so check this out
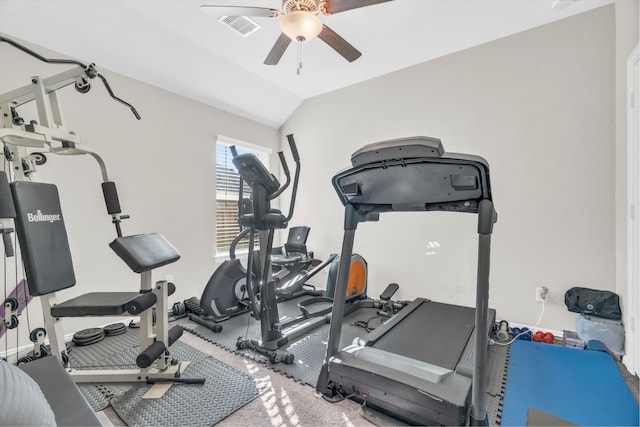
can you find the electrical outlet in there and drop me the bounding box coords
[536,286,548,303]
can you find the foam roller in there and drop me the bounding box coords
[125,292,157,315]
[167,325,184,347]
[136,341,165,368]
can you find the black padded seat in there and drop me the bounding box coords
[110,233,180,273]
[271,253,304,264]
[51,292,147,317]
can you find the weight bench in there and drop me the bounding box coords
[10,180,185,382]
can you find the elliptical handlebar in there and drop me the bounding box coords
[287,134,300,163]
[283,134,300,223]
[269,151,291,200]
[229,228,251,260]
[266,134,300,222]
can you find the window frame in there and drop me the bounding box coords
[215,135,271,261]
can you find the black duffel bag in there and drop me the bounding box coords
[564,287,622,320]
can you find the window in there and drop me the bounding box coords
[216,136,270,257]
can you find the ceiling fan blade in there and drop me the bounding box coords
[264,33,292,65]
[324,0,392,14]
[318,25,361,62]
[200,5,279,17]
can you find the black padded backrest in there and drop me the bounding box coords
[109,233,180,273]
[284,226,309,255]
[10,182,76,296]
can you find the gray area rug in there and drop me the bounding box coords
[70,327,266,426]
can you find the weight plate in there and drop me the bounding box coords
[72,327,105,342]
[104,322,127,333]
[72,333,105,346]
[72,333,105,345]
[104,323,128,336]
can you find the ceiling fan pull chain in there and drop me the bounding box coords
[297,42,303,75]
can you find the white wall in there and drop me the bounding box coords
[282,6,617,333]
[0,35,279,356]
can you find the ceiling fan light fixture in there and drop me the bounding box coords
[280,11,322,42]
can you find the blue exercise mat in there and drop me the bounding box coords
[501,340,639,426]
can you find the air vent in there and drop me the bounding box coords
[218,16,261,37]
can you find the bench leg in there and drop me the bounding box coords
[41,293,68,365]
[151,278,170,370]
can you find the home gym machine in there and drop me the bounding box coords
[316,137,498,426]
[0,36,195,383]
[229,135,369,364]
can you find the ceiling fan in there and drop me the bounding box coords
[201,0,392,65]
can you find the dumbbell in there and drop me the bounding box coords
[533,331,555,344]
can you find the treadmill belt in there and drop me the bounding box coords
[374,301,475,370]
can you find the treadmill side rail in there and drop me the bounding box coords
[341,344,454,384]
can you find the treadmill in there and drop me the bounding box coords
[315,136,497,426]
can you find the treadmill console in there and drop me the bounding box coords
[333,137,492,214]
[351,136,444,167]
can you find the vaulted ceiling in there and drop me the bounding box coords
[0,0,613,127]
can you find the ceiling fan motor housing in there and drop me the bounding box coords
[280,0,323,42]
[283,0,321,14]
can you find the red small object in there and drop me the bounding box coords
[533,331,544,342]
[543,332,554,344]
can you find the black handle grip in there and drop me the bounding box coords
[136,341,166,368]
[146,377,205,385]
[278,151,290,178]
[2,232,14,257]
[125,292,157,315]
[167,325,184,347]
[102,182,122,215]
[286,134,299,162]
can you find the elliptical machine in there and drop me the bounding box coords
[198,210,333,323]
[230,134,371,363]
[198,135,373,363]
[198,137,336,324]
